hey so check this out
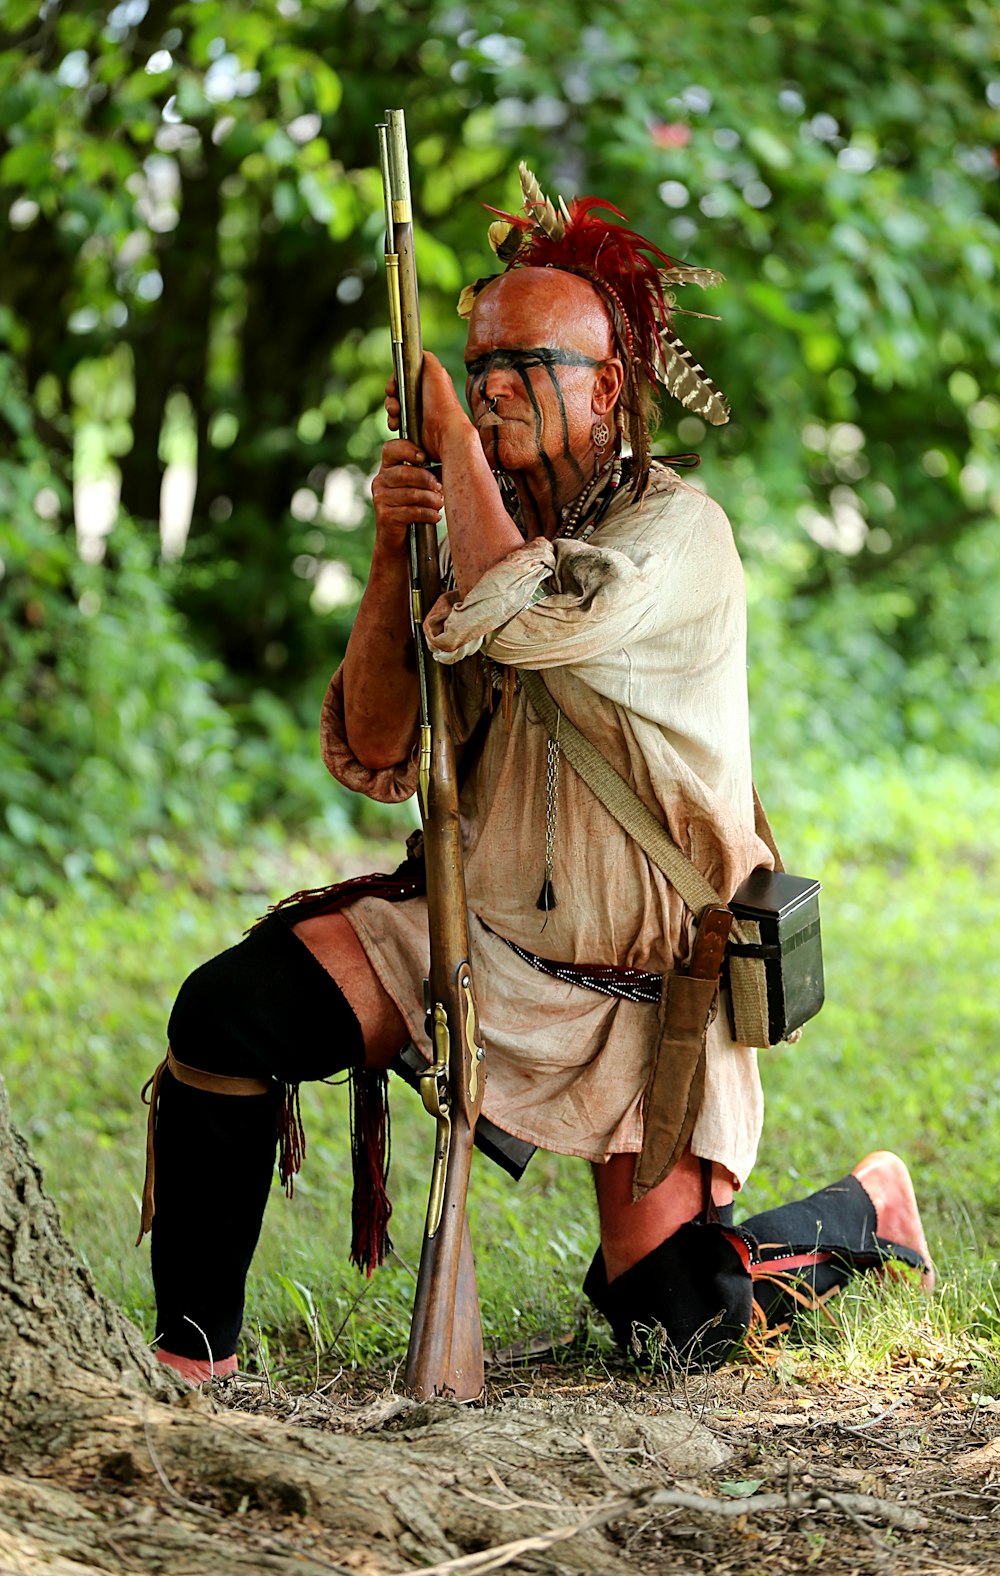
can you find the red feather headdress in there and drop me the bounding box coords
[458,163,730,475]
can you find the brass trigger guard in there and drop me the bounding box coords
[418,1001,452,1120]
[418,1064,450,1121]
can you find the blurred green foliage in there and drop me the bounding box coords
[0,322,363,890]
[1,0,998,885]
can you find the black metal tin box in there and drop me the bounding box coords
[727,869,824,1043]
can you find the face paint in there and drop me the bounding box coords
[465,346,602,510]
[463,270,622,536]
[516,369,562,511]
[537,362,586,487]
[463,346,607,381]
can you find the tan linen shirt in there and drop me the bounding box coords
[321,465,770,1183]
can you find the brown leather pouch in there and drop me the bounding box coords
[632,907,732,1201]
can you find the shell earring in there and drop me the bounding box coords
[592,419,611,451]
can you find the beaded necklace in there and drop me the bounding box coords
[558,453,627,541]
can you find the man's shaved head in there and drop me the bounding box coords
[468,268,614,361]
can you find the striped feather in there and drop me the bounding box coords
[518,161,566,240]
[658,329,731,425]
[661,264,725,290]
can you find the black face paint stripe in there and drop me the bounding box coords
[469,351,593,487]
[467,346,603,519]
[538,361,586,488]
[516,367,562,514]
[471,364,503,473]
[464,347,606,377]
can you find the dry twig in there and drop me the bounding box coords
[821,1489,894,1570]
[142,1417,215,1519]
[837,1393,908,1434]
[412,1482,929,1576]
[577,1430,632,1491]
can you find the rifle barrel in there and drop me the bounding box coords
[384,110,423,446]
[378,107,486,1401]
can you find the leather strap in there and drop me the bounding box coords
[165,1047,271,1098]
[136,1049,272,1245]
[519,669,748,929]
[517,668,772,1043]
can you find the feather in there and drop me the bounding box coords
[488,220,523,261]
[661,264,725,290]
[518,161,566,240]
[475,175,731,427]
[488,219,511,254]
[657,328,731,425]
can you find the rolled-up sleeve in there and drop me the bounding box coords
[424,537,663,669]
[319,665,419,803]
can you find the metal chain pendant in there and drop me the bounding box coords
[537,720,561,917]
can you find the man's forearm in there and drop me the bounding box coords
[440,423,525,597]
[343,539,420,769]
[341,416,521,770]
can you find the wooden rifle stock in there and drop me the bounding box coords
[378,109,486,1400]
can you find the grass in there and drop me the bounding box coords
[2,754,997,1388]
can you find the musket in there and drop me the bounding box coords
[377,109,487,1401]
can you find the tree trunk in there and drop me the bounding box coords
[0,1074,178,1464]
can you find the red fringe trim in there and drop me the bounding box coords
[349,1068,393,1277]
[278,1082,306,1197]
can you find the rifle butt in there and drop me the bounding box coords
[404,1130,484,1400]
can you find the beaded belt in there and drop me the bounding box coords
[489,927,662,1005]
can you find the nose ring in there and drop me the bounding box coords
[487,394,499,414]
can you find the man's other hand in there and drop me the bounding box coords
[371,438,444,552]
[419,351,472,457]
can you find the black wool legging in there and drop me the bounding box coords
[150,913,365,1360]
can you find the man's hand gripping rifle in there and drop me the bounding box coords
[378,109,487,1402]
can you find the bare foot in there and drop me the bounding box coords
[852,1150,935,1294]
[156,1348,238,1384]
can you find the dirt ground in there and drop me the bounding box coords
[3,1344,997,1576]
